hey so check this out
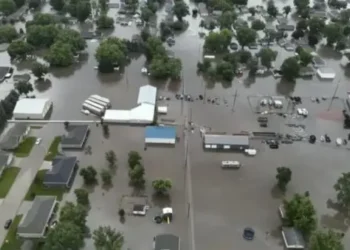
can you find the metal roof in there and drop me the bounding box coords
[204,134,249,146]
[155,234,180,250]
[61,125,89,147]
[145,126,176,139]
[281,227,305,249]
[17,196,56,236]
[137,85,157,105]
[13,98,51,116]
[43,156,77,185]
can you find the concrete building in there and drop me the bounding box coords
[203,134,250,151]
[281,227,305,249]
[145,126,176,144]
[61,125,89,149]
[43,156,78,188]
[154,234,180,250]
[0,152,13,176]
[13,98,52,120]
[17,196,57,239]
[0,124,30,151]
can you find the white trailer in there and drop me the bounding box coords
[82,103,104,116]
[83,100,105,111]
[89,95,111,107]
[87,97,109,109]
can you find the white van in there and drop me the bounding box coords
[221,161,241,169]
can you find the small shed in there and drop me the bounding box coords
[145,126,176,145]
[281,227,305,249]
[157,106,168,114]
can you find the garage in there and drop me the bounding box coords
[13,98,52,120]
[145,126,176,145]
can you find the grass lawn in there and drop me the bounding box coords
[14,137,36,158]
[44,136,61,161]
[24,170,67,201]
[0,215,23,250]
[0,167,20,198]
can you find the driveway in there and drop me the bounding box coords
[0,127,53,246]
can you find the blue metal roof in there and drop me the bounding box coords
[145,126,176,139]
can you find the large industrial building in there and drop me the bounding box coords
[145,126,176,145]
[13,98,52,120]
[103,85,156,124]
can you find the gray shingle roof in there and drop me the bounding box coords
[0,124,28,150]
[61,125,89,148]
[43,156,77,185]
[204,134,249,146]
[155,234,180,250]
[17,196,56,236]
[282,227,305,248]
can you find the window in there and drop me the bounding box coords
[223,145,230,149]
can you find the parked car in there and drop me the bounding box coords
[4,219,12,229]
[35,138,42,145]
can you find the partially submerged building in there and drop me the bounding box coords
[13,98,52,120]
[0,124,30,151]
[203,134,250,151]
[145,126,176,145]
[43,156,78,188]
[61,125,90,149]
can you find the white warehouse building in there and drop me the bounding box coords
[103,85,156,125]
[13,98,52,120]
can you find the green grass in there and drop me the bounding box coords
[30,126,43,129]
[0,215,23,250]
[44,136,61,161]
[0,167,20,198]
[24,170,67,201]
[14,137,36,158]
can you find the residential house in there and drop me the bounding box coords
[154,234,180,250]
[60,125,89,149]
[0,152,13,177]
[17,196,57,239]
[43,155,78,188]
[0,124,30,151]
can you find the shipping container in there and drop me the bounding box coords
[83,100,105,110]
[87,97,109,109]
[89,95,111,107]
[82,103,104,116]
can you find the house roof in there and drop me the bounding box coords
[204,134,250,146]
[17,196,56,235]
[154,234,180,250]
[13,98,51,116]
[145,126,176,139]
[281,227,305,249]
[61,125,89,147]
[0,152,11,172]
[0,124,28,150]
[43,156,77,185]
[137,85,157,105]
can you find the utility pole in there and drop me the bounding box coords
[328,81,340,111]
[125,67,129,88]
[232,89,238,112]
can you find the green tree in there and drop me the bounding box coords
[93,226,124,250]
[42,222,84,250]
[149,56,182,80]
[216,61,234,81]
[298,49,312,66]
[236,27,257,49]
[204,29,233,53]
[258,48,277,69]
[284,193,317,235]
[297,19,308,31]
[343,25,350,36]
[74,188,89,206]
[276,166,292,192]
[13,0,24,7]
[172,0,189,22]
[141,6,153,23]
[15,81,33,96]
[218,11,237,30]
[248,7,256,16]
[95,37,128,73]
[336,39,346,51]
[50,0,65,11]
[267,0,278,18]
[7,40,34,60]
[32,62,49,79]
[308,17,325,35]
[144,36,166,60]
[100,169,112,186]
[128,151,142,169]
[105,150,117,169]
[324,23,343,46]
[0,25,18,43]
[152,179,172,194]
[251,19,265,31]
[96,14,114,29]
[76,0,91,22]
[27,24,59,47]
[309,230,344,250]
[129,164,145,187]
[308,34,319,46]
[339,9,350,25]
[55,28,86,53]
[334,172,350,209]
[0,0,16,15]
[60,202,88,231]
[283,5,291,16]
[280,57,300,81]
[294,0,309,14]
[27,13,57,27]
[79,166,98,185]
[45,41,74,67]
[99,0,107,12]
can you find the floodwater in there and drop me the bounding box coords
[0,0,349,121]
